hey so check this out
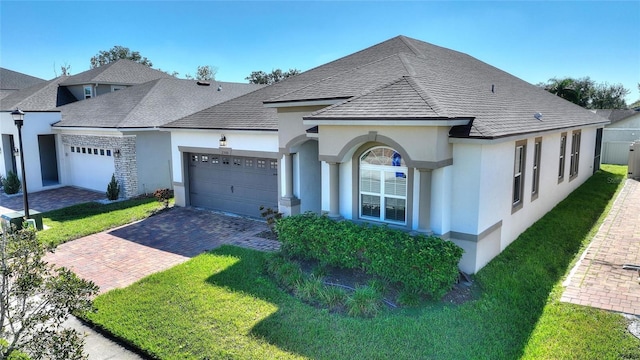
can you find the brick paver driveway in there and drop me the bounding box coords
[45,207,279,294]
[562,178,640,315]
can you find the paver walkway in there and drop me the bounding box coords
[562,178,640,315]
[0,186,104,214]
[45,207,279,294]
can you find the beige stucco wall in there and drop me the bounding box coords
[277,106,326,151]
[317,125,452,166]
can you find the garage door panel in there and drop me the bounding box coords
[67,146,115,192]
[188,153,278,217]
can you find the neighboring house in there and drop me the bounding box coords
[53,78,262,197]
[0,68,46,99]
[594,109,640,165]
[164,35,607,274]
[0,76,74,192]
[1,60,261,198]
[58,59,173,101]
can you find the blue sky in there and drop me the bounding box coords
[1,1,639,103]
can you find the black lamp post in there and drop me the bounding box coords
[11,109,29,219]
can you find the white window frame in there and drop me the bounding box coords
[558,133,567,182]
[569,130,581,180]
[512,140,526,211]
[359,146,408,225]
[531,137,542,200]
[83,85,93,99]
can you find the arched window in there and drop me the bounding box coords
[359,146,407,224]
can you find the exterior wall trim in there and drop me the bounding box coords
[441,220,503,243]
[178,146,278,159]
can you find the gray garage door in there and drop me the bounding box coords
[188,153,278,217]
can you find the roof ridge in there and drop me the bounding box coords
[306,76,410,118]
[118,78,163,127]
[398,53,417,76]
[404,76,450,117]
[267,53,408,103]
[397,35,425,58]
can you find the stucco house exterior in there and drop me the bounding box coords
[165,35,607,273]
[0,76,75,193]
[594,109,640,165]
[1,61,261,198]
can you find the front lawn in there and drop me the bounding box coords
[38,197,166,247]
[84,165,640,359]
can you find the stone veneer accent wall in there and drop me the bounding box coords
[61,134,138,198]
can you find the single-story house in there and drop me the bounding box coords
[594,109,640,165]
[164,35,608,273]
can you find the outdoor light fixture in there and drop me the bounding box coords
[219,135,227,147]
[114,149,121,158]
[11,108,30,219]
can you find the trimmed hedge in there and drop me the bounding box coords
[276,213,463,299]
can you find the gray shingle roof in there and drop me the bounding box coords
[1,68,47,99]
[54,79,262,128]
[0,68,46,90]
[163,36,424,130]
[59,59,172,86]
[165,35,608,138]
[0,76,74,111]
[594,109,639,124]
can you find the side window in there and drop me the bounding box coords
[512,140,527,211]
[569,130,581,180]
[83,85,93,99]
[532,138,542,200]
[558,133,567,182]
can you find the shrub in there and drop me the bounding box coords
[317,286,348,309]
[276,213,463,299]
[2,171,21,195]
[346,286,382,318]
[153,188,171,208]
[294,275,325,303]
[105,174,120,200]
[259,206,282,237]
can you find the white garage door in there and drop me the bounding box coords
[188,153,278,218]
[67,146,115,192]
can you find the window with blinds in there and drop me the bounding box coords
[359,147,407,224]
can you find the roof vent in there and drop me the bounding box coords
[217,85,222,91]
[491,84,495,93]
[196,81,211,86]
[534,112,543,121]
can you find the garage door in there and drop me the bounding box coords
[188,153,278,217]
[67,145,115,192]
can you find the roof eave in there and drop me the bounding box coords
[303,117,472,127]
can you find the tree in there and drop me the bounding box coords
[195,65,217,81]
[590,82,630,109]
[629,83,640,109]
[90,45,152,69]
[540,77,630,109]
[246,68,301,85]
[1,227,98,359]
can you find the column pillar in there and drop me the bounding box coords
[279,153,300,215]
[417,168,432,233]
[283,153,294,198]
[328,162,341,219]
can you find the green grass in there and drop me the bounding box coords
[84,165,640,359]
[38,197,165,247]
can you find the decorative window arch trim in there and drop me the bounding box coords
[357,145,409,225]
